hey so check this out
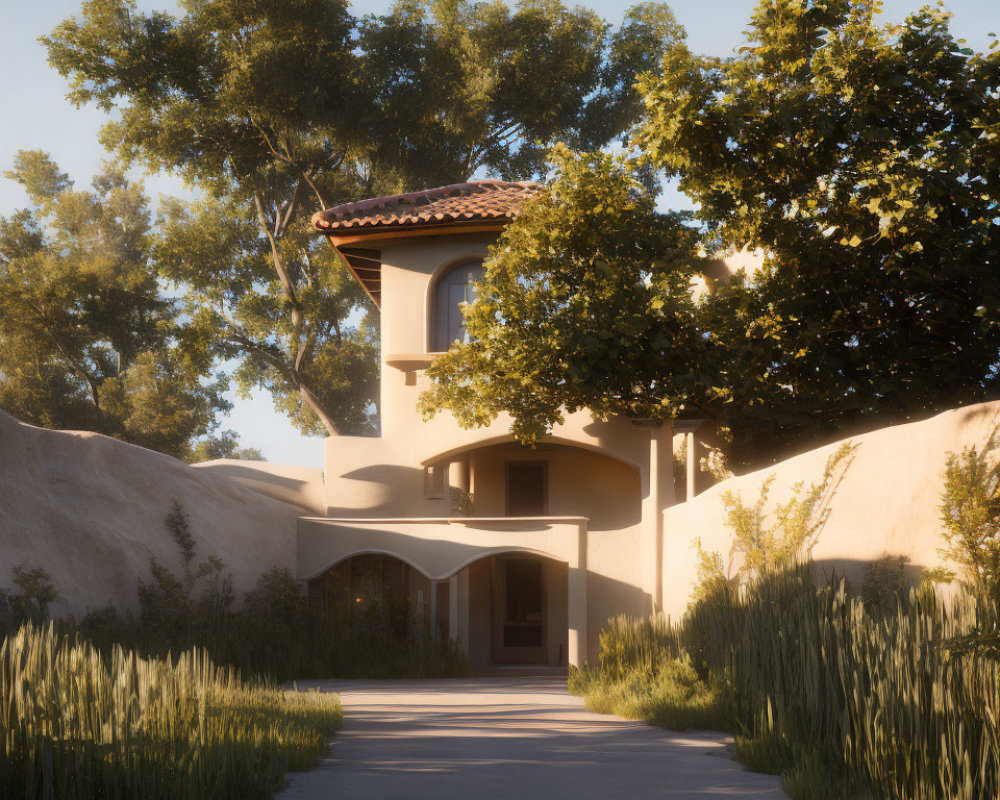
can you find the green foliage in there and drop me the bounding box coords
[934,430,1000,658]
[694,442,856,599]
[0,623,342,798]
[940,433,1000,608]
[571,654,731,732]
[860,554,910,617]
[0,153,231,458]
[585,567,1000,799]
[64,504,470,682]
[187,430,264,462]
[0,566,58,629]
[570,614,730,730]
[636,0,1000,466]
[421,146,707,442]
[136,502,235,650]
[44,0,681,436]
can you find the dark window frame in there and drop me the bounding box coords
[431,260,486,352]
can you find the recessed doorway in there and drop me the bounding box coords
[491,555,546,664]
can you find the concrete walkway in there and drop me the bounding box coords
[276,677,787,799]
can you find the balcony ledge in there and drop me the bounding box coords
[384,353,441,372]
[298,515,589,525]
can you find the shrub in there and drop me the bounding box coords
[3,503,470,683]
[578,437,1000,798]
[939,434,1000,606]
[860,554,909,617]
[0,564,58,632]
[693,442,856,600]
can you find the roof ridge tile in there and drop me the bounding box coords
[312,180,542,234]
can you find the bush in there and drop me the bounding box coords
[580,564,1000,799]
[860,554,909,617]
[693,442,856,601]
[0,564,58,633]
[3,503,470,683]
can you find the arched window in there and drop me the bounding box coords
[432,261,485,351]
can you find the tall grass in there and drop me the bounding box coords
[0,623,342,799]
[576,568,1000,799]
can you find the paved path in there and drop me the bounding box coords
[276,678,787,799]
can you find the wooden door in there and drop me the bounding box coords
[491,556,547,664]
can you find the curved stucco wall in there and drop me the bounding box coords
[192,459,325,514]
[0,411,303,617]
[661,400,1000,619]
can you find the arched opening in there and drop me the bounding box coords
[307,553,433,638]
[430,259,485,351]
[457,552,569,668]
[449,441,642,531]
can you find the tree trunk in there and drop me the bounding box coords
[297,377,341,437]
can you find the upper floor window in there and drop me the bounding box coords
[432,261,485,351]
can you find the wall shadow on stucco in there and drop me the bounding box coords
[331,463,430,516]
[202,463,308,490]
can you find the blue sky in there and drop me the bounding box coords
[2,0,997,468]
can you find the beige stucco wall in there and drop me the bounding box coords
[660,400,1000,620]
[378,233,498,439]
[193,459,325,514]
[0,410,303,617]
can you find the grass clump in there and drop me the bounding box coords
[569,614,731,731]
[581,569,1000,799]
[571,653,730,731]
[574,437,1000,799]
[0,623,342,799]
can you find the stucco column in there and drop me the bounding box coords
[686,431,696,501]
[567,521,588,667]
[429,581,438,638]
[639,421,674,612]
[448,574,459,640]
[457,567,470,656]
[449,456,471,515]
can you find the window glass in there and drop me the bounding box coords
[433,262,485,351]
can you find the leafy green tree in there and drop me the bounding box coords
[0,151,229,458]
[420,146,707,442]
[188,430,264,463]
[356,0,685,181]
[44,0,682,437]
[636,0,1000,465]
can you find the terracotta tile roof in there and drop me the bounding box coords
[312,180,541,234]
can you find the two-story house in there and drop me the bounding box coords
[299,180,714,669]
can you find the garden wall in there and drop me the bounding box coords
[661,400,1000,619]
[0,410,303,616]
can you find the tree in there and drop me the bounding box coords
[635,0,1000,466]
[0,151,229,459]
[188,430,264,463]
[420,146,708,442]
[356,0,685,182]
[44,0,684,438]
